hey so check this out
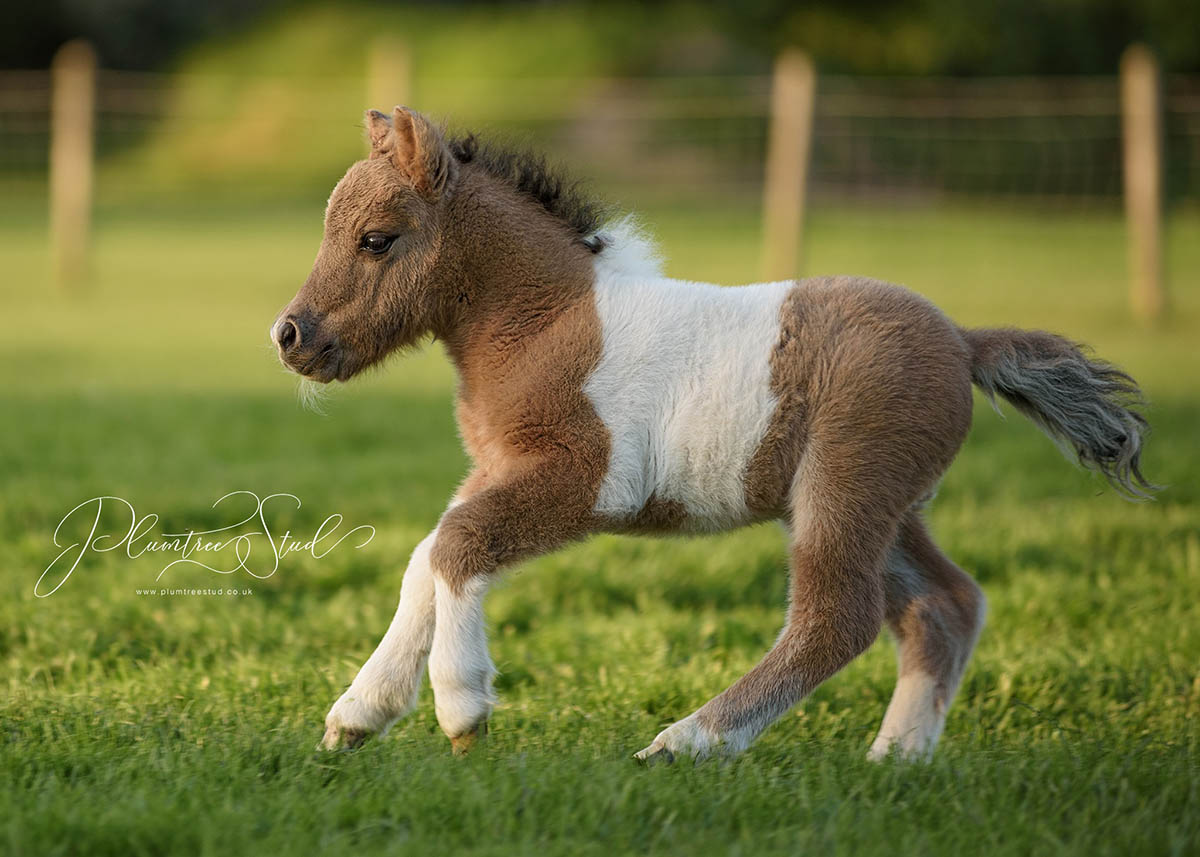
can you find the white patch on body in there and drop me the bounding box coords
[585,226,791,530]
[593,216,665,280]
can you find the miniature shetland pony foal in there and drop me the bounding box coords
[273,107,1152,762]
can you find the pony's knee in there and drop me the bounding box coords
[429,513,498,591]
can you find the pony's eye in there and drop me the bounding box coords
[360,232,397,255]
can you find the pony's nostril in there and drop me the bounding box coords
[276,319,300,352]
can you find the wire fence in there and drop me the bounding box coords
[2,66,1198,207]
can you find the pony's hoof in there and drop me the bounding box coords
[321,689,402,751]
[633,740,675,766]
[634,715,729,764]
[321,723,368,751]
[450,721,488,756]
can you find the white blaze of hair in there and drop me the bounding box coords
[584,218,791,530]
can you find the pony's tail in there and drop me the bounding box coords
[963,327,1157,499]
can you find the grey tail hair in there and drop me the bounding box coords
[963,327,1157,499]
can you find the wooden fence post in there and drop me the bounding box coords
[1120,43,1165,323]
[762,49,816,282]
[366,37,411,115]
[49,39,96,289]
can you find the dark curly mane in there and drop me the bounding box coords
[448,133,608,244]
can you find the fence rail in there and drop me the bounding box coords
[1,66,1198,202]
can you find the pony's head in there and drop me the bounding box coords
[271,107,457,382]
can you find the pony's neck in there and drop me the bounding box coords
[438,166,596,372]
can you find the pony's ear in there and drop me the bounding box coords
[365,109,393,153]
[364,106,452,198]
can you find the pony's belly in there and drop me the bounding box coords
[651,391,779,530]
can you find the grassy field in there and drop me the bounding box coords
[2,194,1199,856]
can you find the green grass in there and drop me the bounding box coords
[2,195,1199,856]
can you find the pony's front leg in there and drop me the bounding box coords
[429,572,494,754]
[321,528,439,749]
[426,471,590,753]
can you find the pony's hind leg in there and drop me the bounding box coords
[868,511,986,761]
[635,467,899,763]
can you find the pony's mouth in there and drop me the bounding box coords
[277,336,357,384]
[296,342,340,382]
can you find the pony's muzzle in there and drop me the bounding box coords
[271,312,347,382]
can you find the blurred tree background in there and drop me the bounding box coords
[4,0,1199,74]
[4,0,278,70]
[722,0,1200,74]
